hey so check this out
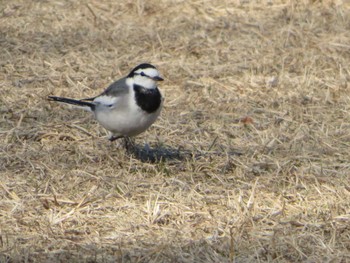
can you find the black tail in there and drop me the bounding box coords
[48,96,95,110]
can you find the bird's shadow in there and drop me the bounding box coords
[125,141,243,163]
[126,143,187,163]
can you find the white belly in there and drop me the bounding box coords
[94,95,162,137]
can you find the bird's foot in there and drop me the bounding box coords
[124,137,139,153]
[108,135,136,152]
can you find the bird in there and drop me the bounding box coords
[48,63,164,142]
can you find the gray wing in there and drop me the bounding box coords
[81,77,130,101]
[101,77,130,97]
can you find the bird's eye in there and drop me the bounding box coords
[140,72,146,77]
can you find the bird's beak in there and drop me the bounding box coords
[153,76,164,81]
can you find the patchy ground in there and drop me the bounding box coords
[0,0,349,262]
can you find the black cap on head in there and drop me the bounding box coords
[128,63,156,77]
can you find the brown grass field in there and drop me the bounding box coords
[1,0,350,262]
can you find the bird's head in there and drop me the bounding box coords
[128,63,164,89]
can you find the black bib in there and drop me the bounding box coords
[133,84,162,113]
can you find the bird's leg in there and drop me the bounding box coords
[108,134,124,142]
[123,137,136,152]
[108,134,135,152]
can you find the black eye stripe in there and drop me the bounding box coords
[136,72,152,78]
[135,71,160,79]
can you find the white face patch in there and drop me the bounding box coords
[133,75,157,90]
[93,95,117,107]
[134,67,162,80]
[132,67,163,90]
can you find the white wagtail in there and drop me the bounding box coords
[48,63,164,142]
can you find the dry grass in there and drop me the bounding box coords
[1,0,350,262]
